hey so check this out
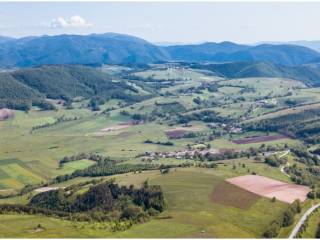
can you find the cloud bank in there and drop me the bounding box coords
[50,15,92,28]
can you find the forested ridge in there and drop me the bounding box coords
[0,65,152,111]
[244,108,320,143]
[0,181,166,227]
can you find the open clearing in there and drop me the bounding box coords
[34,186,64,193]
[93,123,131,136]
[164,126,200,139]
[243,102,320,123]
[211,181,260,209]
[232,134,288,144]
[0,160,45,190]
[227,175,310,203]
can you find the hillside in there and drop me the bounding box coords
[165,41,249,62]
[0,73,44,110]
[0,36,14,44]
[0,33,169,67]
[0,65,151,110]
[167,44,320,66]
[190,61,320,86]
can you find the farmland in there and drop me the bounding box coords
[1,62,320,238]
[0,168,290,238]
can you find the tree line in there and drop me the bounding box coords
[0,181,166,230]
[263,200,302,238]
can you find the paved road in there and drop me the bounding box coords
[288,203,320,238]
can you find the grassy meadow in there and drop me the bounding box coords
[0,167,290,238]
[1,64,320,237]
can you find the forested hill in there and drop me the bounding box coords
[0,33,320,67]
[166,43,320,66]
[189,61,320,86]
[0,65,150,111]
[0,33,170,68]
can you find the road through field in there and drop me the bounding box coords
[288,203,320,238]
[278,150,290,177]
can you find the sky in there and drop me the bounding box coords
[0,2,320,44]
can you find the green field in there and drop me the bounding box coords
[1,63,319,238]
[0,168,289,238]
[300,208,320,238]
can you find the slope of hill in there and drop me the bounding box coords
[165,41,249,62]
[258,40,320,53]
[0,65,151,110]
[190,61,320,86]
[0,33,169,67]
[167,43,320,66]
[0,36,15,44]
[0,73,44,110]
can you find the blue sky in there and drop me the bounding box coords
[0,2,320,43]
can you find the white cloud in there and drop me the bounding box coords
[49,15,92,28]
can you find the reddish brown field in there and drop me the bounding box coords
[0,108,14,121]
[226,175,310,203]
[164,126,200,139]
[212,181,260,209]
[232,134,288,144]
[165,129,188,139]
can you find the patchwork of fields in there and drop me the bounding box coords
[1,64,320,238]
[0,168,292,238]
[0,159,44,190]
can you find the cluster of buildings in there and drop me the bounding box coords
[141,148,224,161]
[256,99,278,108]
[207,123,242,134]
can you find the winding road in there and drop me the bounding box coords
[278,150,291,177]
[288,203,320,238]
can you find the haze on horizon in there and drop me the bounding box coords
[0,2,320,44]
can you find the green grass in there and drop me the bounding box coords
[55,159,96,175]
[210,136,299,150]
[0,162,44,189]
[0,65,319,237]
[0,168,288,238]
[278,200,313,238]
[115,169,288,238]
[300,208,320,238]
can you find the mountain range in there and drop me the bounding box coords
[1,33,320,67]
[255,40,320,53]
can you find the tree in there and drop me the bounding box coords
[292,199,302,213]
[121,204,143,220]
[143,180,149,189]
[316,223,320,238]
[263,221,280,238]
[282,209,295,227]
